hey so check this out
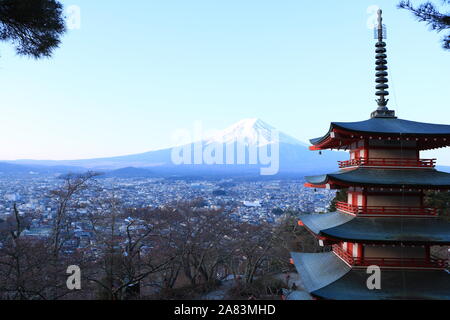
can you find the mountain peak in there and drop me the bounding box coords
[231,118,274,131]
[205,118,305,147]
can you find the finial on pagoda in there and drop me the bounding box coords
[371,9,396,118]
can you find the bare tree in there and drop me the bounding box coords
[49,171,100,258]
[0,204,53,299]
[84,198,177,300]
[45,171,100,299]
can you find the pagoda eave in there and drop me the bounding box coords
[304,182,342,189]
[305,168,450,190]
[291,252,450,300]
[311,268,450,300]
[310,119,450,151]
[298,212,450,245]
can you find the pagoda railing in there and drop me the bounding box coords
[332,245,448,269]
[338,157,436,169]
[336,201,438,216]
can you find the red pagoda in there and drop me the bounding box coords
[290,9,450,300]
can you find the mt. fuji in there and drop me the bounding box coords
[8,119,346,176]
[203,118,306,147]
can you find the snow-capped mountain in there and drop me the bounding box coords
[204,118,306,147]
[7,119,346,176]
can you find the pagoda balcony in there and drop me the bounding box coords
[332,245,448,269]
[338,157,436,169]
[336,201,438,216]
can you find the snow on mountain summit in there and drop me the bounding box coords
[204,118,306,147]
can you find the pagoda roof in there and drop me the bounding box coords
[299,211,450,245]
[306,168,450,189]
[291,252,450,300]
[290,252,351,293]
[313,268,450,300]
[310,117,450,150]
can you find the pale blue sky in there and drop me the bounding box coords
[0,0,449,163]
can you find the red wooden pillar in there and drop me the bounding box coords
[362,188,367,210]
[364,139,369,160]
[358,244,364,259]
[347,243,354,256]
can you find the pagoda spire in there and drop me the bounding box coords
[371,9,396,118]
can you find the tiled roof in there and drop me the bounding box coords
[311,117,450,145]
[300,212,450,244]
[306,168,450,188]
[291,251,450,300]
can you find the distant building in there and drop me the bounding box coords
[243,200,261,207]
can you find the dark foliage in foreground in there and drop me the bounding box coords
[0,0,66,58]
[399,0,450,50]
